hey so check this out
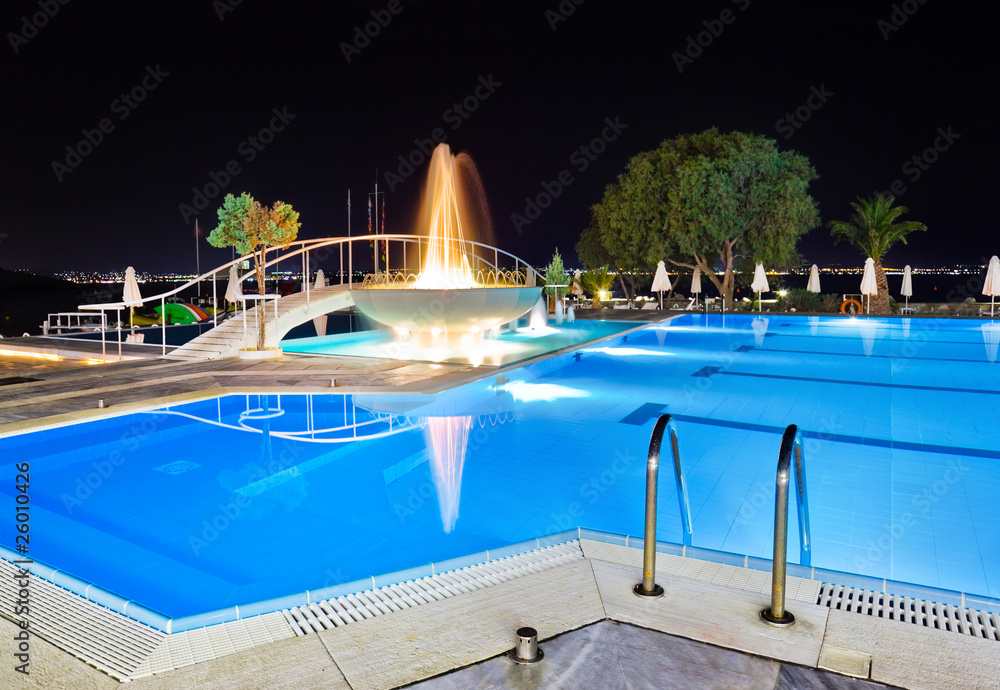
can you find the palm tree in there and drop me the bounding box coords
[576,267,615,309]
[827,195,926,314]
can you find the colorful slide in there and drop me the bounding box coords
[153,303,210,325]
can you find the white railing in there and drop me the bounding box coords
[78,235,542,358]
[42,312,108,336]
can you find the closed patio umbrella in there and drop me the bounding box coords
[651,261,671,309]
[751,264,769,313]
[983,256,1000,317]
[806,264,821,293]
[901,265,913,310]
[571,269,583,297]
[312,269,328,337]
[123,266,142,327]
[690,268,702,308]
[225,264,243,306]
[860,258,878,315]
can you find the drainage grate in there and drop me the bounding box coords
[816,583,1000,641]
[283,540,584,635]
[154,461,202,475]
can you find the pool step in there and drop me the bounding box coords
[816,583,1000,641]
[282,540,585,635]
[165,285,352,360]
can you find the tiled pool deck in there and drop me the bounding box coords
[2,314,999,688]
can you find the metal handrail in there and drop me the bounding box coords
[633,414,693,598]
[76,234,543,356]
[760,424,812,626]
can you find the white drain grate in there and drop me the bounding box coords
[817,583,1000,641]
[0,557,294,681]
[283,540,585,635]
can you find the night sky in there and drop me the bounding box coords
[2,0,996,276]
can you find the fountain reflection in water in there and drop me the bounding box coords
[424,416,472,533]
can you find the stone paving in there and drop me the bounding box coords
[0,343,480,433]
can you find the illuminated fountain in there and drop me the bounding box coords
[350,144,542,349]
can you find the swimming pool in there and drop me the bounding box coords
[2,314,999,629]
[280,318,635,366]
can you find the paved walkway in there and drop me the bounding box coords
[412,620,897,690]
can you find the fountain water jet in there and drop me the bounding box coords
[350,144,541,343]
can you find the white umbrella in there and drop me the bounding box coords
[571,269,583,297]
[982,256,1000,318]
[806,264,821,293]
[312,269,328,337]
[651,260,672,309]
[901,265,913,310]
[225,264,243,306]
[690,267,702,308]
[982,323,1000,363]
[123,266,142,327]
[751,263,769,313]
[860,258,878,315]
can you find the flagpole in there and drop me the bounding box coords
[195,219,201,301]
[344,190,351,285]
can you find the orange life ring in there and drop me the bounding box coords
[840,299,862,314]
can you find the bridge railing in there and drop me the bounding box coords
[78,234,542,357]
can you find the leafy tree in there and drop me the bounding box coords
[543,248,571,299]
[579,129,819,306]
[576,267,615,309]
[208,192,301,349]
[827,195,926,314]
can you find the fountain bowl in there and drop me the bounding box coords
[350,286,542,333]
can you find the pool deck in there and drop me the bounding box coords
[2,314,999,688]
[3,541,998,689]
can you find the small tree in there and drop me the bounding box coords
[543,248,571,300]
[578,267,615,309]
[208,193,301,349]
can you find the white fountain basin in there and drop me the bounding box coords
[350,286,542,332]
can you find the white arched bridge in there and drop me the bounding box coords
[80,235,542,361]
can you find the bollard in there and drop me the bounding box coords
[509,627,543,664]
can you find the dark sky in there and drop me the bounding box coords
[1,1,996,275]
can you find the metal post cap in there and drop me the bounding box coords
[509,627,543,664]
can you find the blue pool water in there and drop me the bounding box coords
[3,314,1000,624]
[280,318,635,366]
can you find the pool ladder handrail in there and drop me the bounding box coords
[633,414,693,598]
[760,424,812,626]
